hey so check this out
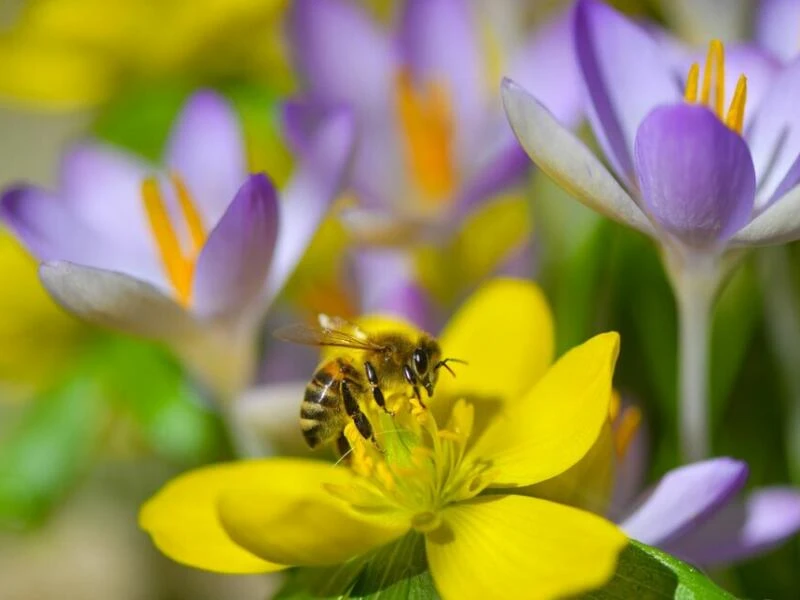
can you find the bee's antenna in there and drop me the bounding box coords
[435,357,468,378]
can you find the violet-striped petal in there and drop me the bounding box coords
[59,143,152,255]
[38,261,196,341]
[634,104,755,247]
[399,0,484,150]
[192,174,279,319]
[501,79,654,235]
[164,90,247,226]
[756,0,800,63]
[265,109,355,303]
[288,0,396,117]
[664,487,800,567]
[0,185,161,285]
[574,0,680,184]
[620,458,748,546]
[746,57,800,208]
[506,7,583,129]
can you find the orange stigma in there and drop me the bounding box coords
[684,40,747,134]
[141,173,207,307]
[395,69,456,204]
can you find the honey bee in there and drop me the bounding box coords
[274,315,464,454]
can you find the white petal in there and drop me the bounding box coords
[731,185,800,246]
[501,79,655,236]
[39,261,196,340]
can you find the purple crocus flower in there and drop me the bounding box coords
[285,0,582,244]
[0,91,355,398]
[616,457,800,567]
[502,0,800,461]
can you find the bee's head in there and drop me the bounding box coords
[410,336,466,397]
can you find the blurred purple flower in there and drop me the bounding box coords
[0,91,355,398]
[617,458,800,567]
[285,0,582,244]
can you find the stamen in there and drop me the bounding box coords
[614,406,642,459]
[396,69,456,202]
[170,173,206,253]
[725,75,748,134]
[684,40,748,135]
[700,40,725,117]
[684,63,699,103]
[141,178,194,306]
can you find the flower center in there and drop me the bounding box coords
[327,396,495,532]
[141,174,207,307]
[395,69,456,205]
[684,39,748,134]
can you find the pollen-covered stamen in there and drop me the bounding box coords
[395,69,456,203]
[684,39,748,135]
[332,396,496,531]
[141,174,208,307]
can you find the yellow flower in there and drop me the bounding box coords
[139,279,627,599]
[0,0,290,110]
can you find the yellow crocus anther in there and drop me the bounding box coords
[684,40,748,135]
[395,69,456,203]
[141,175,207,307]
[725,75,748,134]
[684,63,699,103]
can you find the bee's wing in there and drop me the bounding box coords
[273,323,385,351]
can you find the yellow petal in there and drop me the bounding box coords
[436,278,554,408]
[140,459,338,574]
[470,332,620,487]
[217,463,408,567]
[426,495,627,600]
[522,420,615,515]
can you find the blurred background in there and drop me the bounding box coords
[0,0,798,598]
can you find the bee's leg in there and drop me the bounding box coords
[341,379,378,446]
[335,433,352,461]
[402,365,427,409]
[364,361,393,415]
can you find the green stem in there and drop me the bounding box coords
[757,246,800,482]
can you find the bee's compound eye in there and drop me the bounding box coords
[413,349,428,374]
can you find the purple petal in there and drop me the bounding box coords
[724,46,781,126]
[192,174,279,319]
[505,7,583,129]
[38,261,195,341]
[634,104,755,247]
[756,0,800,63]
[574,0,681,184]
[0,185,163,286]
[619,458,748,546]
[664,487,800,567]
[746,57,800,208]
[732,182,800,246]
[288,0,397,118]
[354,249,434,331]
[398,0,484,150]
[59,143,153,256]
[164,90,247,226]
[265,109,356,303]
[454,140,529,217]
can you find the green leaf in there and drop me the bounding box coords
[275,532,438,600]
[0,375,105,528]
[583,540,737,599]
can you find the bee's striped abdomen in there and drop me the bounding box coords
[300,361,348,448]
